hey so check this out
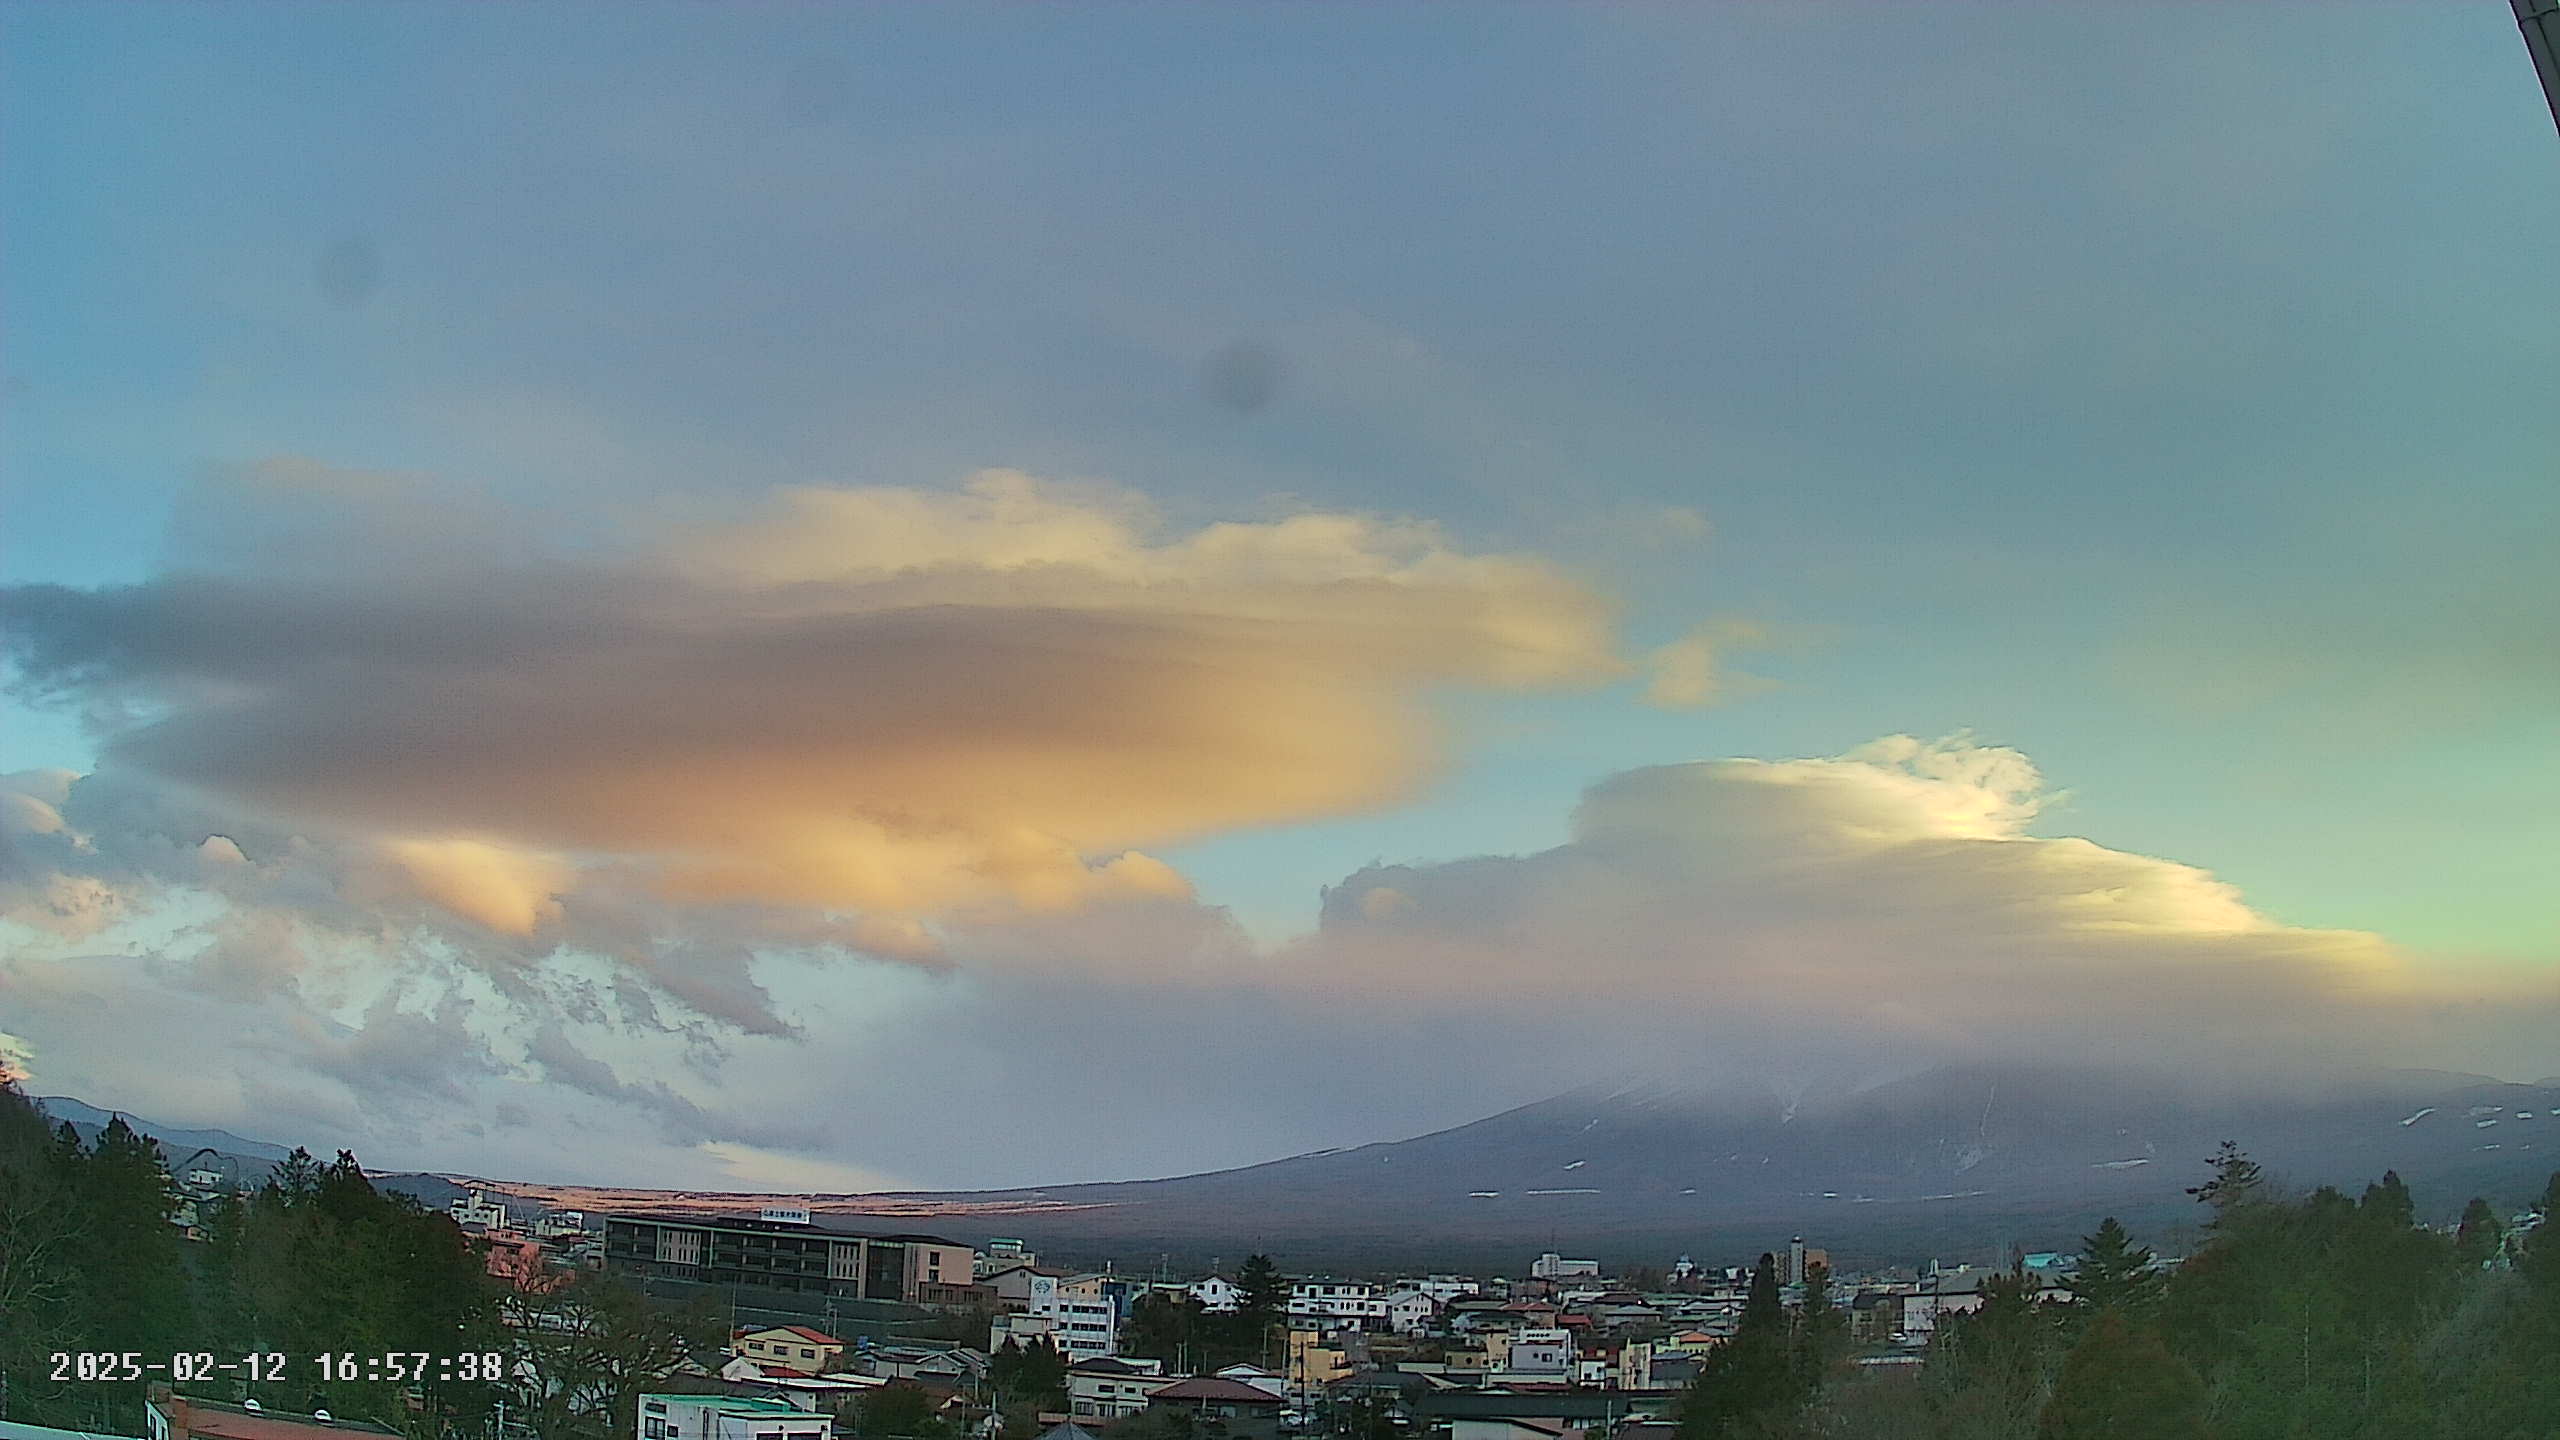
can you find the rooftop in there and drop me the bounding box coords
[610,1212,965,1247]
[155,1397,402,1440]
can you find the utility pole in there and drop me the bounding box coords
[2521,0,2560,136]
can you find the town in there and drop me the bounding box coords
[5,1083,2560,1440]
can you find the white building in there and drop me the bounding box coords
[1493,1327,1575,1381]
[1190,1275,1243,1312]
[1383,1289,1439,1334]
[1529,1253,1600,1280]
[1288,1279,1388,1328]
[449,1189,509,1230]
[534,1209,591,1239]
[990,1280,1118,1362]
[638,1393,826,1440]
[1410,1275,1483,1304]
[1066,1357,1173,1420]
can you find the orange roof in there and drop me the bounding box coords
[163,1398,400,1440]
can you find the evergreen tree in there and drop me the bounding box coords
[70,1116,192,1414]
[1236,1253,1287,1322]
[990,1336,1067,1413]
[1235,1254,1288,1366]
[2452,1196,2504,1269]
[2036,1309,2207,1440]
[1791,1260,1848,1402]
[2186,1141,2265,1222]
[0,1084,87,1425]
[2064,1219,2162,1324]
[2358,1169,2415,1230]
[1679,1254,1797,1438]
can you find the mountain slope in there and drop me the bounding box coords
[483,1064,2558,1272]
[35,1095,295,1163]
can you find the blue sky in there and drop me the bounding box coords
[2,4,2554,1184]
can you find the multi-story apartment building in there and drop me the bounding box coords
[983,1266,1119,1359]
[1287,1279,1388,1328]
[602,1209,973,1303]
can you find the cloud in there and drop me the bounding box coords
[1283,734,2512,1083]
[4,463,1632,938]
[1642,620,1770,709]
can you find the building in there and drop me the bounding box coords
[534,1209,592,1240]
[449,1188,509,1230]
[1065,1357,1174,1420]
[479,1232,560,1291]
[146,1394,401,1440]
[1411,1275,1483,1304]
[733,1325,848,1374]
[1214,1365,1292,1400]
[637,1394,828,1440]
[1189,1274,1243,1312]
[981,1266,1117,1359]
[1899,1266,2072,1338]
[976,1238,1038,1276]
[1145,1377,1288,1440]
[1383,1288,1439,1334]
[1529,1254,1600,1281]
[865,1347,990,1387]
[1288,1279,1388,1328]
[602,1211,974,1303]
[1775,1238,1831,1287]
[1493,1328,1575,1382]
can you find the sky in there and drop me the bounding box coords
[2,3,2555,1193]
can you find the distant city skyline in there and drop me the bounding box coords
[3,4,2555,1192]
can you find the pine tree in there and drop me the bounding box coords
[1679,1254,1797,1437]
[2453,1196,2505,1269]
[2036,1309,2207,1440]
[1236,1253,1287,1366]
[2358,1169,2415,1230]
[1791,1260,1848,1402]
[2065,1218,2163,1322]
[2186,1141,2265,1222]
[77,1116,191,1358]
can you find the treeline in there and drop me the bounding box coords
[0,1081,715,1439]
[1678,1144,2560,1439]
[1117,1253,1292,1374]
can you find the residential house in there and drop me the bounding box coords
[866,1347,989,1388]
[1144,1378,1287,1440]
[1190,1275,1244,1312]
[1493,1328,1575,1384]
[1449,1421,1584,1440]
[1411,1275,1483,1305]
[1214,1365,1291,1400]
[1382,1289,1438,1334]
[1899,1267,2072,1339]
[732,1326,848,1375]
[637,1394,827,1440]
[1065,1357,1173,1420]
